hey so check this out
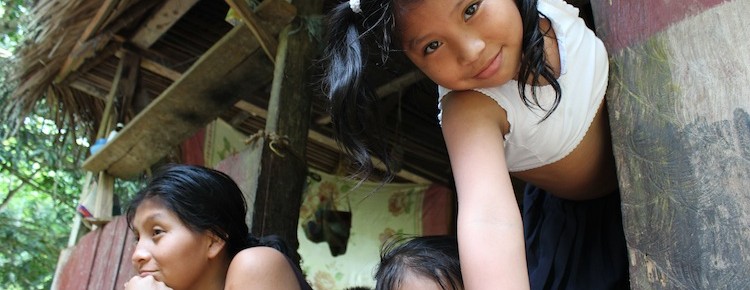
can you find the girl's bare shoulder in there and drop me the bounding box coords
[442,90,509,135]
[226,247,300,290]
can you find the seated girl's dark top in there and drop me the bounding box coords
[286,256,313,290]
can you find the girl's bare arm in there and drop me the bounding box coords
[441,90,530,290]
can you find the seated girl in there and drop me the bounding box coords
[125,164,312,290]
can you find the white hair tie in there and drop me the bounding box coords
[349,0,362,14]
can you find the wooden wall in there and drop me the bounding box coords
[591,0,750,288]
[54,216,136,290]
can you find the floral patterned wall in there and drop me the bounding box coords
[298,170,447,289]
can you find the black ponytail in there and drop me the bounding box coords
[516,0,562,121]
[321,1,398,181]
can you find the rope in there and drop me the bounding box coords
[245,129,304,161]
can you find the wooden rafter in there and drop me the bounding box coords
[130,0,201,49]
[53,0,119,84]
[115,50,181,81]
[225,0,278,63]
[55,1,162,84]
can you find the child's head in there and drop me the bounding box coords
[127,165,250,257]
[375,236,463,290]
[321,0,556,178]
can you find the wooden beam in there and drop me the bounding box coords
[81,0,297,178]
[234,100,432,184]
[225,0,279,63]
[70,81,108,100]
[55,1,162,83]
[130,0,201,49]
[115,50,182,81]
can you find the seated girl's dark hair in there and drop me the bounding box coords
[126,164,287,258]
[320,0,560,180]
[249,234,291,257]
[375,235,462,290]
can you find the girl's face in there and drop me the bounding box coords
[397,0,523,91]
[130,199,218,290]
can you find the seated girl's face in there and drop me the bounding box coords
[130,199,217,290]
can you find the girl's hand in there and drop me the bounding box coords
[124,275,173,290]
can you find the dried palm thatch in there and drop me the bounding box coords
[5,0,151,141]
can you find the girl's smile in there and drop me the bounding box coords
[474,49,503,79]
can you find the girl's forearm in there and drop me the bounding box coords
[458,210,529,290]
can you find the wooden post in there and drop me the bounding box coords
[591,0,750,288]
[248,0,323,266]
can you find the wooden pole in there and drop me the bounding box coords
[592,0,750,288]
[248,0,324,266]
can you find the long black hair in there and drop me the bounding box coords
[321,0,560,180]
[375,235,463,290]
[126,164,289,258]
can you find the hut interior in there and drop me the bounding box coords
[9,0,453,185]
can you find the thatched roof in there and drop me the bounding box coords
[7,0,453,184]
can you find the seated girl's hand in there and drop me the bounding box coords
[124,275,173,290]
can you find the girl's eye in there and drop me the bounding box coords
[424,41,442,55]
[464,2,480,21]
[153,229,165,236]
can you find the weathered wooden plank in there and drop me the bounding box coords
[130,0,201,49]
[81,0,297,178]
[225,0,279,63]
[592,0,750,288]
[55,223,101,290]
[54,0,119,84]
[593,0,723,52]
[87,217,128,290]
[114,226,137,290]
[55,1,161,83]
[70,80,108,100]
[115,50,182,81]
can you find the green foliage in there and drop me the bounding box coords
[0,50,82,287]
[0,56,144,288]
[0,0,31,54]
[0,1,144,288]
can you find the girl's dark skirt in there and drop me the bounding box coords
[523,184,630,290]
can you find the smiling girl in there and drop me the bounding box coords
[321,0,629,288]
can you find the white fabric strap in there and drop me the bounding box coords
[349,0,362,14]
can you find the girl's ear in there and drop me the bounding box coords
[206,232,227,259]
